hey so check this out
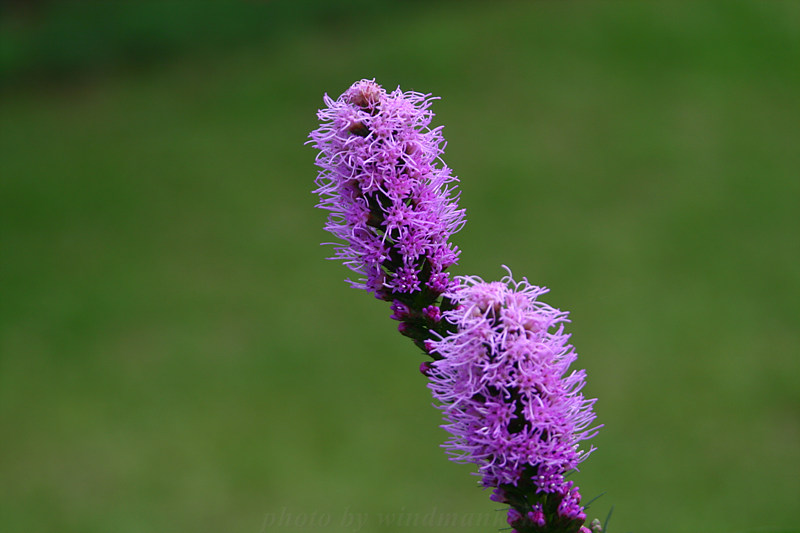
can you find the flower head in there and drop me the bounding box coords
[427,267,601,489]
[309,79,465,301]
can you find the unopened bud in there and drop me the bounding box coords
[390,300,411,321]
[419,361,433,376]
[422,304,442,323]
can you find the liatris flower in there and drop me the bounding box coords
[310,81,606,533]
[427,268,601,533]
[309,80,465,307]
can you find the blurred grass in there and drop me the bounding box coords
[1,1,799,532]
[0,0,379,86]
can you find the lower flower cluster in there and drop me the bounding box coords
[426,269,601,532]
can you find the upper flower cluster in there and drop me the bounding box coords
[309,79,465,301]
[427,268,600,531]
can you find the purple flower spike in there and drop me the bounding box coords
[310,82,605,533]
[427,267,601,532]
[309,79,465,301]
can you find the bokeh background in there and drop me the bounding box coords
[2,1,799,532]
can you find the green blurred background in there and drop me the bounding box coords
[1,1,799,532]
